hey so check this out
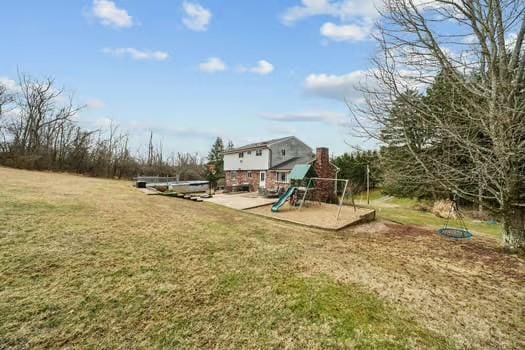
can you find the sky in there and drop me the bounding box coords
[0,0,381,158]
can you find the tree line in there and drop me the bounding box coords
[0,73,204,180]
[332,150,382,194]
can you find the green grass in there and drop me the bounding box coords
[376,207,503,238]
[274,276,452,349]
[351,189,503,238]
[353,189,385,202]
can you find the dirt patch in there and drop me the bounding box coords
[350,221,398,234]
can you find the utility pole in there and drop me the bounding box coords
[366,164,370,205]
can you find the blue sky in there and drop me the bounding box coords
[0,0,380,157]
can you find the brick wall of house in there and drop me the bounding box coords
[224,147,336,200]
[313,147,337,203]
[225,170,260,192]
[266,171,290,194]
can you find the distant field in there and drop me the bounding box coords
[0,167,524,349]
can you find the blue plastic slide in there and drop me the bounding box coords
[271,187,297,212]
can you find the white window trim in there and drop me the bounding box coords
[275,171,290,184]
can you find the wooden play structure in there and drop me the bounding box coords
[299,177,351,220]
[271,163,356,221]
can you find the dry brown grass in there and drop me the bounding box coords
[431,200,457,219]
[0,166,524,349]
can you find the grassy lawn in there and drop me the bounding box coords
[0,167,524,349]
[353,190,503,238]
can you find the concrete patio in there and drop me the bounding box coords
[203,192,276,210]
[202,192,376,231]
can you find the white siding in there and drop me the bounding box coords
[224,148,269,171]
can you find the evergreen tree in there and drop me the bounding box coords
[333,150,382,193]
[379,89,439,198]
[206,137,225,189]
[378,72,493,199]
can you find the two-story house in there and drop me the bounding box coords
[223,136,317,193]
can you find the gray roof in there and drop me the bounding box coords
[270,155,315,170]
[223,136,295,154]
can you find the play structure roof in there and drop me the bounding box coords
[289,164,312,180]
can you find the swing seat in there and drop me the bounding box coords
[437,227,472,239]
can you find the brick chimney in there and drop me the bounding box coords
[313,147,336,202]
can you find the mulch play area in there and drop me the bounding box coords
[246,202,376,230]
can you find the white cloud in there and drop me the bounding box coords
[506,32,519,50]
[282,1,378,43]
[267,124,297,135]
[461,34,478,44]
[320,22,370,42]
[304,70,372,101]
[260,110,349,127]
[0,77,20,93]
[282,0,456,46]
[102,48,169,61]
[251,60,274,75]
[282,0,379,26]
[127,120,219,139]
[240,60,275,75]
[80,117,220,140]
[85,98,106,110]
[93,117,114,128]
[199,57,227,73]
[92,0,134,28]
[182,2,212,31]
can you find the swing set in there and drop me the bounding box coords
[298,177,351,220]
[437,194,473,239]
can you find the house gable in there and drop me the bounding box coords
[268,137,313,169]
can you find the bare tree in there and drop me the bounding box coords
[352,0,525,251]
[0,73,187,179]
[0,84,15,117]
[172,152,205,181]
[0,83,17,152]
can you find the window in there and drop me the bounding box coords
[260,172,265,181]
[239,152,244,158]
[255,149,262,156]
[247,151,252,155]
[281,149,286,156]
[248,171,252,178]
[278,172,289,183]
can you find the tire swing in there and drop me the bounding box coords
[437,194,473,239]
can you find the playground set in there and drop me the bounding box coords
[249,162,375,231]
